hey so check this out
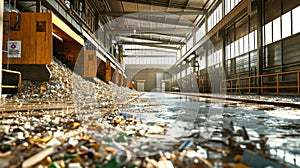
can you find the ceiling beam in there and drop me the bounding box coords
[106,28,193,34]
[117,0,206,11]
[124,48,177,53]
[123,54,176,57]
[100,11,206,16]
[119,15,194,27]
[118,35,185,45]
[140,32,187,38]
[119,41,182,45]
[122,43,179,50]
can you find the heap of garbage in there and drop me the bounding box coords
[8,57,137,108]
[0,57,298,168]
[0,100,293,168]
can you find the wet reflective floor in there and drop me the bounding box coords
[118,92,300,167]
[0,92,300,167]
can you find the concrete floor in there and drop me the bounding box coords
[118,92,300,166]
[0,92,299,167]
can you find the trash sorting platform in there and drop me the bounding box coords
[0,58,299,168]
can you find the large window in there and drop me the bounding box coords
[263,2,300,43]
[292,6,300,35]
[230,43,235,58]
[225,0,242,15]
[282,12,291,39]
[239,38,244,55]
[226,30,257,59]
[196,23,206,41]
[207,49,222,67]
[249,30,257,51]
[263,2,300,69]
[187,37,193,51]
[199,55,206,70]
[244,35,249,53]
[225,45,230,60]
[264,22,272,45]
[208,4,223,31]
[272,17,281,42]
[181,45,186,56]
[224,15,257,76]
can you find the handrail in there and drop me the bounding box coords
[2,69,22,92]
[199,79,210,93]
[221,70,300,96]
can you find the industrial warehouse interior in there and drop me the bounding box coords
[0,0,300,167]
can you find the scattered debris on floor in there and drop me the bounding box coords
[0,58,299,168]
[0,103,296,168]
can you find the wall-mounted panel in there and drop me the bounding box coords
[3,12,52,65]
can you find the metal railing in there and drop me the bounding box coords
[221,70,300,96]
[199,79,210,93]
[2,69,22,91]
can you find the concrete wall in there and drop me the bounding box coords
[131,68,171,92]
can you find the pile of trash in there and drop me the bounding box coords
[8,57,137,108]
[1,90,296,168]
[0,102,291,168]
[0,57,297,167]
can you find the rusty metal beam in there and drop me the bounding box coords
[119,41,182,45]
[118,35,185,44]
[106,28,193,34]
[117,0,206,11]
[120,15,194,27]
[122,43,179,50]
[100,11,206,16]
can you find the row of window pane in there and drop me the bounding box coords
[207,49,222,67]
[124,50,176,56]
[208,4,223,31]
[263,6,300,46]
[180,6,300,73]
[225,0,242,15]
[181,44,186,56]
[124,57,176,65]
[187,37,193,51]
[196,55,206,70]
[196,24,206,42]
[226,30,257,60]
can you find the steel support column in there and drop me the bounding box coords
[221,29,226,77]
[0,1,3,98]
[36,0,42,12]
[192,29,196,46]
[204,13,208,35]
[256,0,263,94]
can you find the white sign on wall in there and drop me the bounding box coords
[8,41,21,58]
